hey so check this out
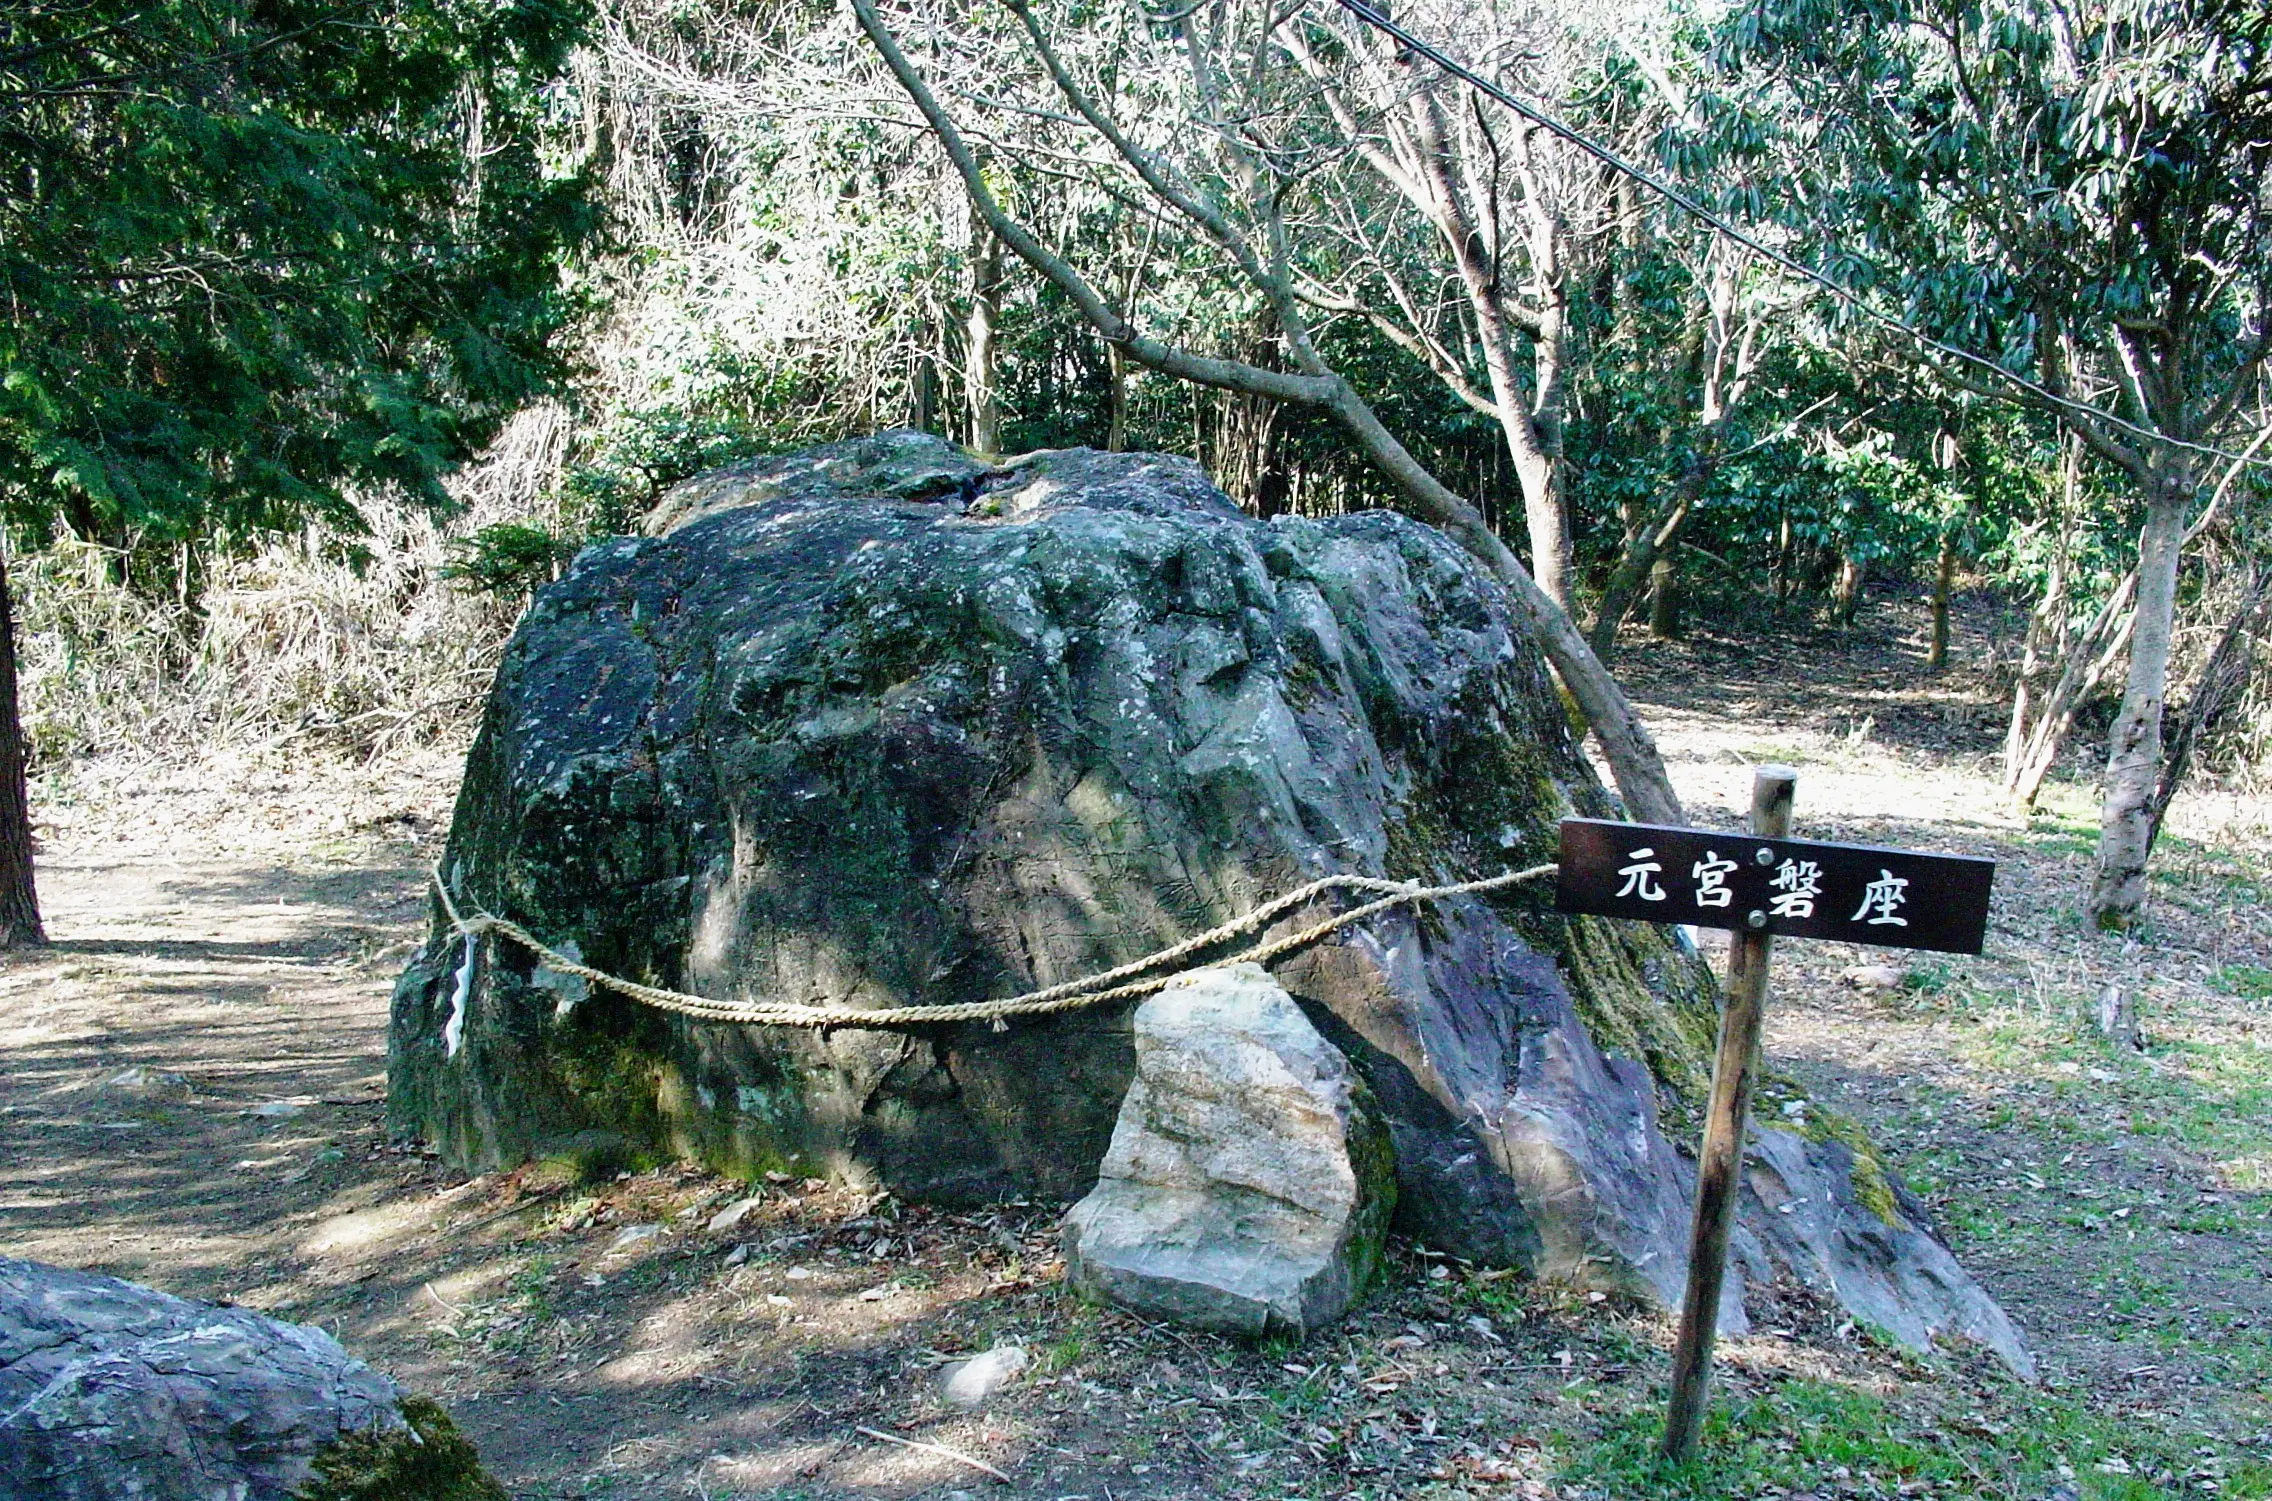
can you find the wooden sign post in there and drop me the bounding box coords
[1553,767,1996,1464]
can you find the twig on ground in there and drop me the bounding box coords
[446,1186,570,1238]
[853,1424,1012,1482]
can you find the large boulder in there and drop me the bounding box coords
[0,1257,500,1500]
[1063,964,1395,1336]
[390,431,2028,1370]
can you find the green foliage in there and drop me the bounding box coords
[561,389,795,536]
[443,523,578,598]
[0,0,599,545]
[295,1396,507,1501]
[2214,965,2272,1003]
[1711,0,2271,452]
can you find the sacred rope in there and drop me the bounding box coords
[429,860,1558,1031]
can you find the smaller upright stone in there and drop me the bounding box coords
[1063,964,1394,1338]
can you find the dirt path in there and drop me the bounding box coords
[4,597,2268,1500]
[0,758,453,1305]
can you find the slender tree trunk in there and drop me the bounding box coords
[2009,572,2136,812]
[1832,552,1866,625]
[2004,686,2033,786]
[1928,528,1958,669]
[1589,459,1711,657]
[967,229,1003,454]
[0,550,46,947]
[1590,535,1654,656]
[912,328,940,434]
[1399,87,1572,608]
[1106,344,1128,452]
[2005,447,2078,782]
[2089,461,2194,929]
[1647,555,1682,639]
[2146,572,2264,853]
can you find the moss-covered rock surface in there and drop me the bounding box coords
[389,432,2027,1368]
[297,1397,507,1501]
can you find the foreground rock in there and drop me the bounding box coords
[1064,965,1394,1336]
[0,1257,502,1500]
[391,430,2030,1370]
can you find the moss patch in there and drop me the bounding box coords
[551,1010,676,1164]
[1380,683,1567,884]
[1806,1102,1905,1227]
[1757,1082,1906,1228]
[1342,1077,1400,1301]
[296,1397,507,1501]
[1550,913,1719,1115]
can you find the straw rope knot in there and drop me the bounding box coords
[428,860,1558,1031]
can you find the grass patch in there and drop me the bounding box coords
[2213,964,2272,1002]
[2019,828,2098,859]
[1562,1375,2263,1500]
[1038,1314,1091,1375]
[2123,1034,2272,1168]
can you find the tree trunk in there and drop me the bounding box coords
[1397,87,1572,609]
[1832,552,1866,625]
[1928,528,1957,669]
[1588,458,1712,658]
[0,550,46,948]
[912,329,940,434]
[2005,449,2078,784]
[1647,555,1681,639]
[2089,461,2194,930]
[2003,549,2067,780]
[2003,679,2033,788]
[1589,557,1644,658]
[967,229,1003,454]
[2008,573,2135,812]
[1106,343,1128,452]
[1775,511,1793,601]
[1517,452,1573,611]
[2144,571,2264,855]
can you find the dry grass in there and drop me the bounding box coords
[14,404,572,814]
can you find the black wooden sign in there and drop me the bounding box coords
[1555,818,1995,956]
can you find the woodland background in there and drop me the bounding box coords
[8,0,2270,930]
